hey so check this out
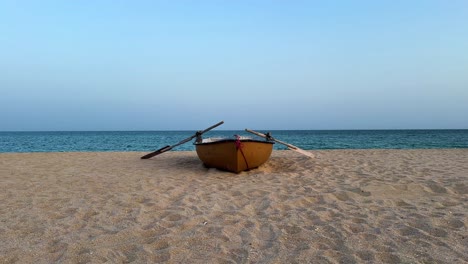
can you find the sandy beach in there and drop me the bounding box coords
[0,149,466,263]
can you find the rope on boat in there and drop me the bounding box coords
[235,135,249,169]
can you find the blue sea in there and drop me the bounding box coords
[0,130,467,153]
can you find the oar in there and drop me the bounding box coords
[245,129,315,158]
[141,121,224,159]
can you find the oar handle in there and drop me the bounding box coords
[200,121,224,134]
[245,129,267,138]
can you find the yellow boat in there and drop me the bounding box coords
[194,137,274,173]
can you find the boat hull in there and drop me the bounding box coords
[195,139,274,173]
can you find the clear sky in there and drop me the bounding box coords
[1,1,467,131]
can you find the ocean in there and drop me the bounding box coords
[1,130,467,153]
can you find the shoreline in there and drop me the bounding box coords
[1,147,468,154]
[1,149,467,263]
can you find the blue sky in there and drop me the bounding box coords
[1,1,467,130]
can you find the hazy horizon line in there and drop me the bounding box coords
[2,128,468,133]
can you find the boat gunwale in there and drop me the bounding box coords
[194,139,275,146]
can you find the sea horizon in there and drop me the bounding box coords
[1,128,468,132]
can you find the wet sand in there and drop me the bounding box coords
[0,150,467,263]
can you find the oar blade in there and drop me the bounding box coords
[141,145,172,159]
[288,147,315,158]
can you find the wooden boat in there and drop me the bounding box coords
[194,136,274,173]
